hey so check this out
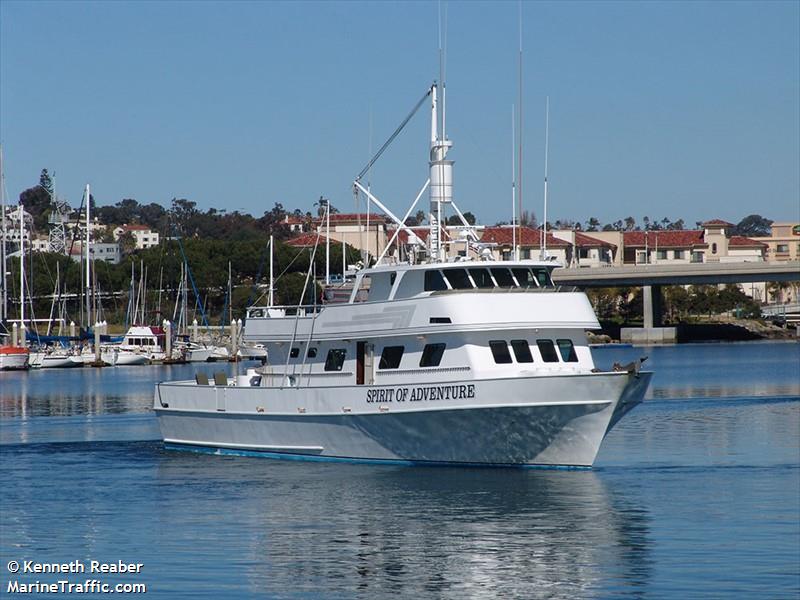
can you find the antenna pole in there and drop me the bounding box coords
[269,234,274,307]
[511,105,517,260]
[0,145,6,323]
[541,97,549,260]
[517,1,524,261]
[84,184,91,328]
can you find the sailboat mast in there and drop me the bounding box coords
[268,234,274,308]
[518,2,524,261]
[0,146,6,324]
[84,184,91,328]
[511,105,517,260]
[19,194,25,327]
[541,97,549,260]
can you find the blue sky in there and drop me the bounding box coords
[2,1,798,228]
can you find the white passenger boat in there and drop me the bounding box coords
[154,82,652,467]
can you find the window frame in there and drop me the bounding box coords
[510,339,534,363]
[419,343,446,368]
[536,339,560,363]
[556,339,579,363]
[324,348,347,372]
[378,345,405,370]
[489,340,513,364]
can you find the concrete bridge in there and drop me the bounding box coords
[552,261,800,341]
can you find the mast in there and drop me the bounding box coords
[325,199,330,285]
[0,145,6,324]
[511,105,517,260]
[428,82,453,263]
[268,234,274,307]
[518,1,524,261]
[84,184,91,328]
[19,193,24,327]
[541,97,549,260]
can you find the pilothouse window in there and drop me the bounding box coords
[491,268,515,287]
[442,269,473,290]
[424,270,448,291]
[512,268,538,288]
[468,268,495,289]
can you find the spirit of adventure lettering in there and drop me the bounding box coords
[365,384,475,404]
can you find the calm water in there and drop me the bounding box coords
[1,342,798,598]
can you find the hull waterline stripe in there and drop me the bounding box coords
[162,442,591,470]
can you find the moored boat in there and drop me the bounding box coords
[0,345,30,370]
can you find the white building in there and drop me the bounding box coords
[113,224,160,249]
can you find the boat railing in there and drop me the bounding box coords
[246,305,325,320]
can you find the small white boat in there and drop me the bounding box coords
[237,342,267,361]
[0,345,30,370]
[29,348,83,369]
[183,344,213,363]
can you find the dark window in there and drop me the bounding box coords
[379,346,404,369]
[468,268,495,289]
[711,242,718,254]
[290,347,300,358]
[557,339,578,362]
[442,268,473,290]
[532,268,553,287]
[537,339,559,363]
[429,317,451,324]
[511,268,537,287]
[489,340,512,364]
[419,343,446,367]
[390,272,397,285]
[491,268,515,287]
[324,349,347,371]
[424,270,448,291]
[510,339,534,363]
[307,347,317,358]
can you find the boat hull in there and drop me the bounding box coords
[29,352,83,369]
[155,372,651,467]
[0,348,29,370]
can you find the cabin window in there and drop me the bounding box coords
[512,268,537,288]
[537,339,559,363]
[424,270,448,291]
[324,349,347,371]
[491,268,515,287]
[532,268,553,287]
[442,268,473,290]
[468,268,495,289]
[419,343,446,367]
[556,339,579,362]
[489,341,512,364]
[290,347,300,358]
[378,346,404,369]
[307,347,317,358]
[510,339,534,363]
[353,275,371,302]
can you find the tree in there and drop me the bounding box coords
[446,211,476,226]
[39,169,53,195]
[624,216,636,231]
[118,231,137,256]
[585,217,601,232]
[405,210,426,226]
[734,214,773,237]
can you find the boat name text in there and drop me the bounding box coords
[366,384,475,404]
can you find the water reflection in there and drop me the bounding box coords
[148,456,653,598]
